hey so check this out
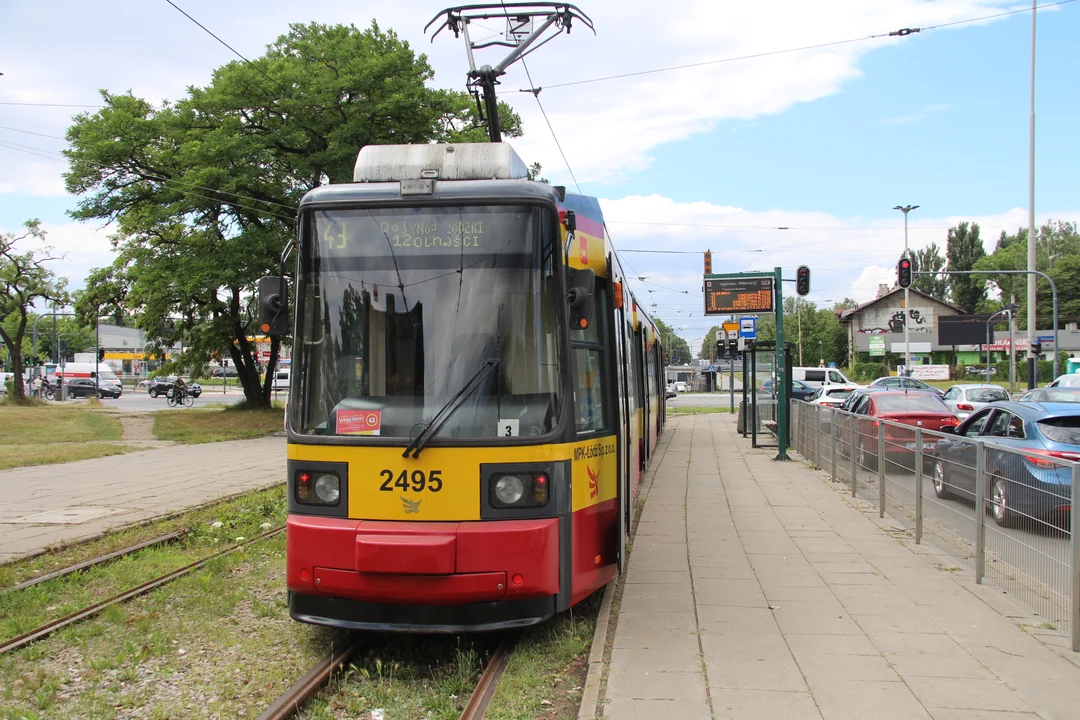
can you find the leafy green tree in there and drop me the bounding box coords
[63,22,524,406]
[911,242,949,301]
[974,220,1079,330]
[0,221,71,399]
[946,222,986,313]
[654,318,690,364]
[701,325,722,361]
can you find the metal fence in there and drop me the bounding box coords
[791,400,1080,651]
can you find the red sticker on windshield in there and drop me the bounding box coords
[337,409,381,435]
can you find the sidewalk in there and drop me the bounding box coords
[598,413,1080,720]
[0,436,286,563]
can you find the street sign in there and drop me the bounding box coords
[739,316,757,339]
[703,276,774,315]
[868,335,886,357]
[722,322,739,336]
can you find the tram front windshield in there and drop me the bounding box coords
[293,205,563,440]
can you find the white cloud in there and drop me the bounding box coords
[0,219,117,294]
[882,103,953,125]
[0,0,1022,197]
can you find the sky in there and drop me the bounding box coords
[2,0,1079,349]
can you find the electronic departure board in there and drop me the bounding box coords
[704,276,775,315]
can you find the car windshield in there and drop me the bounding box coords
[292,204,562,439]
[874,394,948,413]
[826,388,854,398]
[968,387,1009,402]
[1036,416,1080,444]
[1056,375,1080,388]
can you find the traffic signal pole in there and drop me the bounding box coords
[774,266,789,461]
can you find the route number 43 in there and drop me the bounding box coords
[379,469,443,492]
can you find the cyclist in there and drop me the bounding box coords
[172,376,187,402]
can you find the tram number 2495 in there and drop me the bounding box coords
[379,469,444,493]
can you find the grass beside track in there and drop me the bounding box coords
[0,486,286,592]
[152,406,284,444]
[667,405,734,415]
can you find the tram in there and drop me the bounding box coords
[261,142,665,631]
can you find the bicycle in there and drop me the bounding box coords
[166,387,195,408]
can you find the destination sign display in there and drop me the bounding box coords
[704,276,775,315]
[314,207,535,258]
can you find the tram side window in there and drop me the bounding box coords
[571,286,608,434]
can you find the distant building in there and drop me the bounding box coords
[839,287,965,366]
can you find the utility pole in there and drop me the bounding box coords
[1010,294,1017,393]
[894,205,919,373]
[1026,0,1039,385]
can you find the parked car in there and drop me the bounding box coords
[932,402,1080,526]
[792,367,857,388]
[210,366,239,378]
[271,369,290,391]
[1018,388,1080,403]
[761,378,816,401]
[941,384,1010,421]
[63,377,122,399]
[673,381,689,393]
[839,390,960,470]
[665,387,678,400]
[147,376,202,399]
[868,376,945,396]
[1046,374,1080,389]
[807,385,859,408]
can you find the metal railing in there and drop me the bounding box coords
[791,400,1080,651]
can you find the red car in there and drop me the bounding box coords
[841,390,959,470]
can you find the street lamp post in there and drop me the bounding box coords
[894,205,920,373]
[986,308,1010,381]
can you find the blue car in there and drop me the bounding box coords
[761,378,816,402]
[932,402,1080,527]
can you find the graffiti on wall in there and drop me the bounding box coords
[857,306,935,334]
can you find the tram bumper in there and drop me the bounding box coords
[286,514,562,632]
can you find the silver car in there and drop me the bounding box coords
[940,383,1010,421]
[1047,374,1080,388]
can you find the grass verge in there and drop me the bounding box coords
[667,406,734,415]
[0,443,140,470]
[0,486,285,591]
[0,406,123,444]
[0,485,287,647]
[152,406,284,443]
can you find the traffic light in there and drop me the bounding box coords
[97,347,105,362]
[728,337,738,356]
[796,265,810,296]
[715,339,724,359]
[1030,342,1042,356]
[24,357,30,367]
[897,256,913,289]
[703,251,712,275]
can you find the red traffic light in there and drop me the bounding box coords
[796,265,810,296]
[897,256,913,288]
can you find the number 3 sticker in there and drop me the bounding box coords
[500,419,520,437]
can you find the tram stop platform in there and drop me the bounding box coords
[584,412,1080,720]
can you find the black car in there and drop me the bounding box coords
[210,366,239,378]
[64,377,122,399]
[147,376,202,399]
[761,378,816,401]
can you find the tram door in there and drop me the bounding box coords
[613,298,631,573]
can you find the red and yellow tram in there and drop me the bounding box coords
[264,143,665,631]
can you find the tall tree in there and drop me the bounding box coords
[654,318,690,365]
[946,222,986,313]
[0,221,70,399]
[911,242,949,301]
[63,21,523,406]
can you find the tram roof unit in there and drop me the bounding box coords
[353,142,529,182]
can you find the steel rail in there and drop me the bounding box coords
[256,635,364,720]
[2,531,185,594]
[460,633,516,720]
[0,526,284,655]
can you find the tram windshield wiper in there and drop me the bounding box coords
[403,358,500,459]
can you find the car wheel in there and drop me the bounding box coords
[990,476,1015,527]
[932,460,953,499]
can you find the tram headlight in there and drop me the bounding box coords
[494,475,526,505]
[314,474,341,504]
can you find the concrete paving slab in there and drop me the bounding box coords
[595,414,1080,720]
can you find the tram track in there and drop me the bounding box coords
[258,631,518,720]
[0,525,285,656]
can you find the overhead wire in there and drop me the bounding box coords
[534,0,1076,91]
